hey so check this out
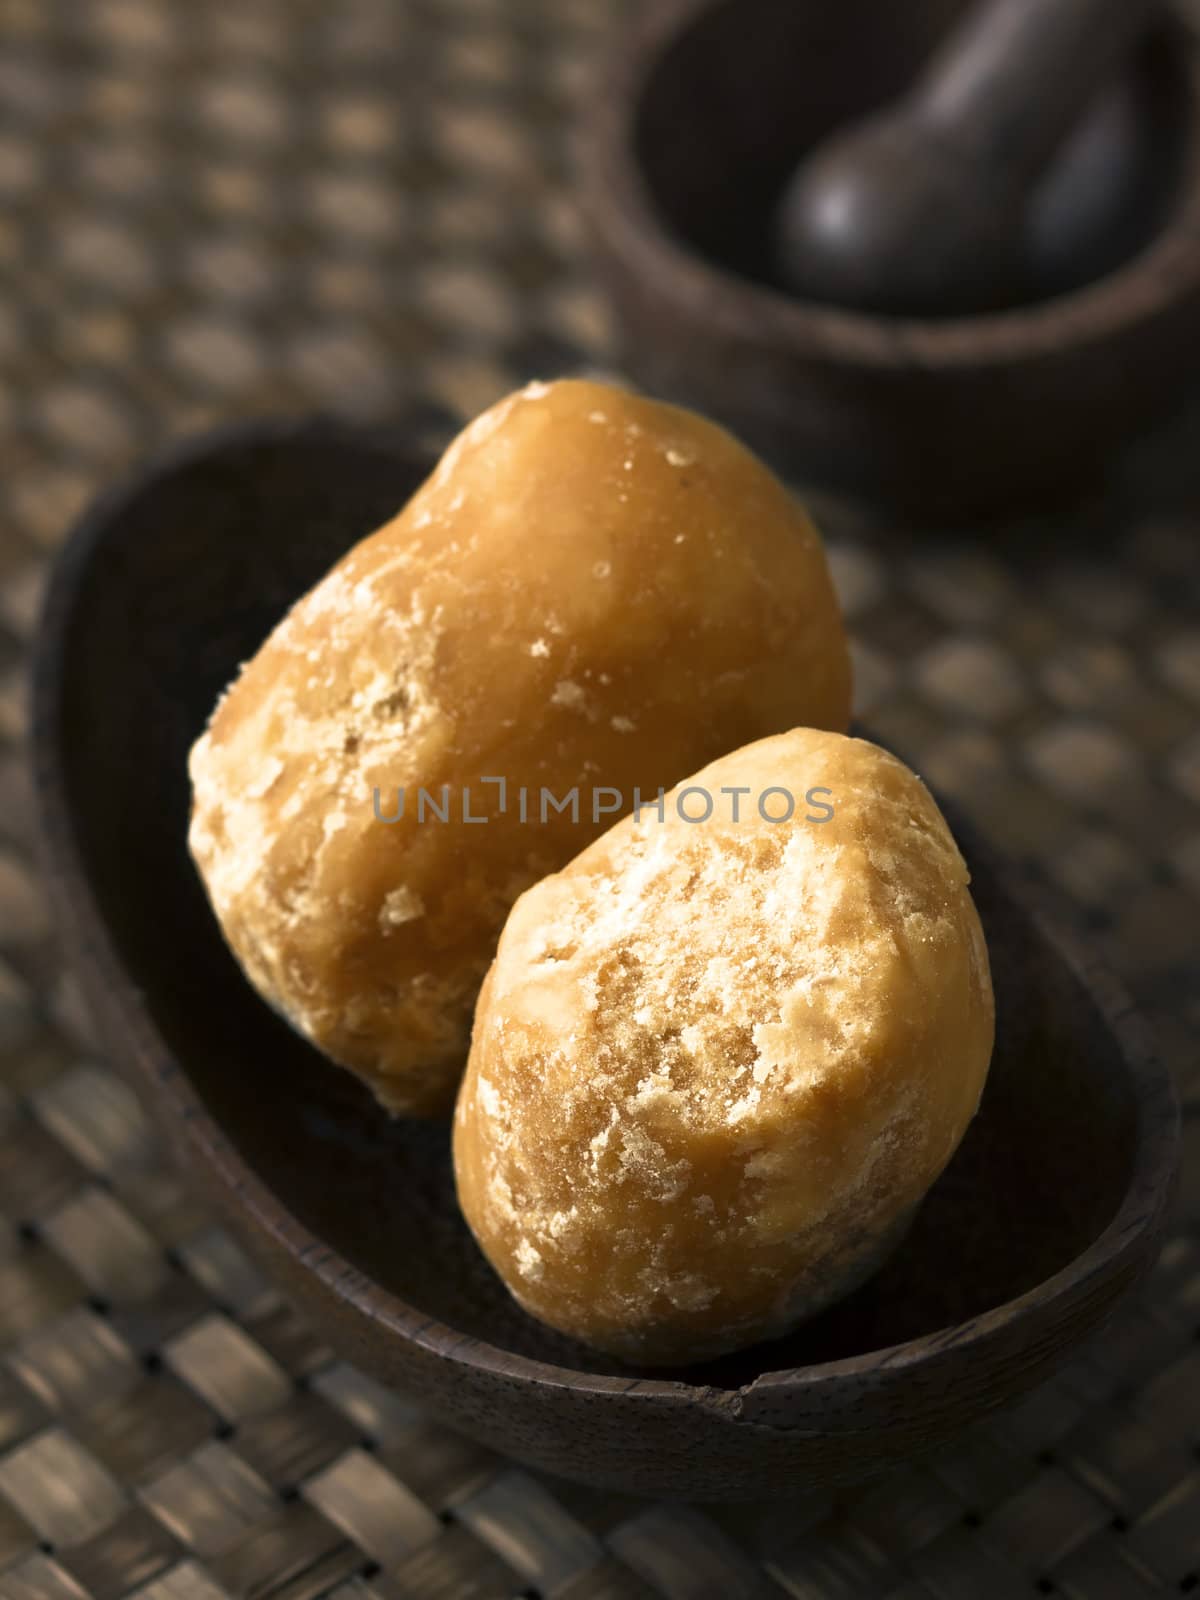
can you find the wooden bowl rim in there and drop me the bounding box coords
[581,0,1200,369]
[30,416,1181,1421]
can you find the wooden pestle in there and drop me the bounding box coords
[774,0,1159,315]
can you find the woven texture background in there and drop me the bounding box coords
[0,0,1198,1595]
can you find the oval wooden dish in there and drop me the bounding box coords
[32,418,1179,1500]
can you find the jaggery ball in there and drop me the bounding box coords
[454,728,994,1364]
[188,379,851,1115]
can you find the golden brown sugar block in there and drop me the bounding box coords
[454,728,994,1365]
[187,379,851,1115]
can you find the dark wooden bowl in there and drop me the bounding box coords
[580,0,1200,519]
[31,418,1179,1500]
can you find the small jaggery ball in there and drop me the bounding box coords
[453,728,994,1364]
[188,379,851,1115]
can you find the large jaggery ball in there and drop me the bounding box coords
[454,728,994,1365]
[188,379,851,1115]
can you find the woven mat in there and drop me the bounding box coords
[0,0,1198,1595]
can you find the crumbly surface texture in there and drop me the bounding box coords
[187,379,851,1115]
[453,729,994,1364]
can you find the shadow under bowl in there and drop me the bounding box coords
[31,417,1180,1499]
[581,0,1200,520]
